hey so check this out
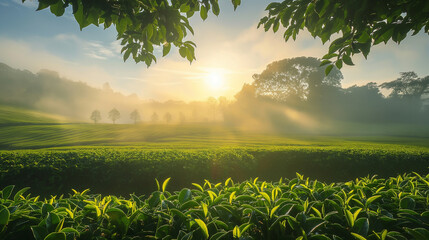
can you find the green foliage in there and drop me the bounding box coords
[1,173,429,239]
[25,1,429,69]
[260,0,429,72]
[24,0,242,66]
[1,146,429,197]
[252,57,343,101]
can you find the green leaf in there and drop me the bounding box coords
[0,205,10,226]
[116,17,128,35]
[404,228,429,240]
[194,219,209,239]
[155,178,160,191]
[178,188,192,204]
[260,192,271,203]
[179,47,187,58]
[335,60,343,69]
[192,183,204,192]
[42,204,54,217]
[233,225,240,238]
[351,232,367,240]
[123,48,132,62]
[320,60,331,66]
[106,208,129,234]
[162,43,171,57]
[60,227,80,236]
[400,197,415,210]
[211,0,220,16]
[44,232,66,240]
[200,5,208,20]
[342,54,354,65]
[365,195,381,208]
[31,226,48,240]
[50,1,65,17]
[46,212,60,232]
[14,187,30,201]
[180,4,191,13]
[345,209,354,227]
[353,218,369,237]
[325,64,334,75]
[357,31,370,43]
[1,185,14,200]
[232,0,241,10]
[36,1,50,11]
[162,177,171,192]
[73,2,90,30]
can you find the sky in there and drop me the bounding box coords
[0,0,429,101]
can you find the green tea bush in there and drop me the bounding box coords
[1,173,429,240]
[1,148,428,196]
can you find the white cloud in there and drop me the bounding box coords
[54,33,119,60]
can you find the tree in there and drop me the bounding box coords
[380,72,429,100]
[151,112,159,123]
[163,112,172,123]
[252,57,342,102]
[108,108,120,124]
[260,0,429,73]
[130,109,141,124]
[27,0,428,69]
[90,110,101,124]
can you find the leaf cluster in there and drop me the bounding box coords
[260,0,429,73]
[1,173,429,239]
[25,0,242,66]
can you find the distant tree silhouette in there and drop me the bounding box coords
[108,108,120,124]
[151,112,159,122]
[90,110,101,124]
[163,112,172,123]
[252,57,343,102]
[130,109,141,124]
[380,72,429,100]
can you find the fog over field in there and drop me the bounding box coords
[1,61,428,137]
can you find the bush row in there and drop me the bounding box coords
[0,148,428,196]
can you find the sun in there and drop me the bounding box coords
[206,71,224,90]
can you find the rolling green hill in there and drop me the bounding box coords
[0,104,68,124]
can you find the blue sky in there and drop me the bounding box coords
[1,0,429,101]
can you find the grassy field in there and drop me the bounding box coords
[1,104,429,150]
[1,106,429,239]
[0,105,428,196]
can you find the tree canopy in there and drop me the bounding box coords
[252,56,342,102]
[90,110,101,124]
[108,108,120,124]
[260,0,429,73]
[380,72,429,100]
[26,0,240,66]
[27,0,429,70]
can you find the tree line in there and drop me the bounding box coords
[90,109,186,124]
[224,56,429,131]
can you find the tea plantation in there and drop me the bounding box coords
[1,173,429,239]
[1,106,429,239]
